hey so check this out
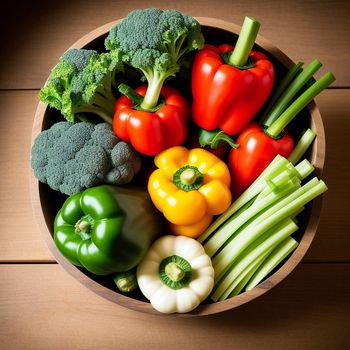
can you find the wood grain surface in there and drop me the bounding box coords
[0,0,349,348]
[1,0,349,88]
[1,264,349,350]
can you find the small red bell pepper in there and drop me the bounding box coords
[191,17,274,136]
[113,84,190,156]
[229,123,294,197]
[229,64,335,197]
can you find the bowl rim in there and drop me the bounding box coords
[30,16,325,317]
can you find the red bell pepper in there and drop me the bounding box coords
[113,84,190,156]
[191,17,274,136]
[229,122,294,197]
[229,64,335,197]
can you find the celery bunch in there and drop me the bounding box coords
[198,155,327,302]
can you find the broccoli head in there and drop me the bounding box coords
[39,48,123,124]
[31,122,141,196]
[105,8,204,110]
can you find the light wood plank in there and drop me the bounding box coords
[0,89,349,262]
[0,91,53,261]
[304,90,350,261]
[0,263,349,349]
[1,0,349,89]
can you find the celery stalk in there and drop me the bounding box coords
[229,259,262,297]
[288,128,316,165]
[213,179,327,282]
[261,59,322,127]
[266,72,335,137]
[198,155,290,243]
[255,159,314,203]
[204,177,300,257]
[246,237,299,291]
[219,248,273,301]
[212,218,298,301]
[295,159,315,179]
[213,178,318,273]
[255,174,300,203]
[261,62,304,121]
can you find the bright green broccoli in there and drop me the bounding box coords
[105,8,204,110]
[39,48,123,123]
[31,122,141,196]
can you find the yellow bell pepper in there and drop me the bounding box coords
[148,146,232,238]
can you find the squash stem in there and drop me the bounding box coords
[165,262,185,282]
[159,255,192,289]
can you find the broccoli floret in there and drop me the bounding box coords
[105,8,204,110]
[106,142,142,184]
[31,122,141,196]
[39,48,123,123]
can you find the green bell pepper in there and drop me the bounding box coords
[54,185,163,275]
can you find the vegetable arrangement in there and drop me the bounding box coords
[31,8,334,314]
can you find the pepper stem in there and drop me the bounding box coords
[229,16,260,67]
[173,165,204,192]
[118,83,144,106]
[180,169,197,185]
[74,214,93,238]
[75,220,90,233]
[76,220,89,232]
[199,129,239,149]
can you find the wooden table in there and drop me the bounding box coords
[1,0,349,349]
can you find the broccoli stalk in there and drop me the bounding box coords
[139,56,179,110]
[105,8,204,111]
[39,48,123,123]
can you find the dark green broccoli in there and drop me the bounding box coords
[105,8,204,110]
[39,48,123,123]
[31,122,141,195]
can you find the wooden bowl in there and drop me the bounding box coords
[30,17,325,316]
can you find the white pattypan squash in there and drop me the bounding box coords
[137,235,214,314]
